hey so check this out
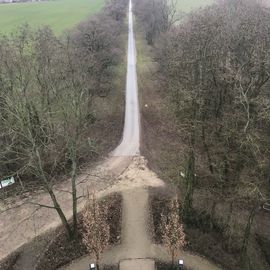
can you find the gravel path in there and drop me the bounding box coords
[60,157,221,270]
[101,188,157,267]
[119,259,155,270]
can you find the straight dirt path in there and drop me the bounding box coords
[112,0,140,157]
[119,259,155,270]
[101,188,156,269]
[120,188,152,257]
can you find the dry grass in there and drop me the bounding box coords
[135,23,187,191]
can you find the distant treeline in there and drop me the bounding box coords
[0,0,50,4]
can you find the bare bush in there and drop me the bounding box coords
[160,198,186,265]
[82,191,110,270]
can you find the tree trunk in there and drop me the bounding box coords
[71,156,78,238]
[171,248,175,267]
[202,124,214,174]
[17,174,24,191]
[49,189,73,239]
[223,153,229,183]
[241,205,257,266]
[210,201,217,231]
[96,252,100,270]
[183,145,195,223]
[183,104,197,224]
[224,201,233,251]
[35,148,73,239]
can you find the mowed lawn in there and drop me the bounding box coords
[175,0,215,12]
[0,0,106,35]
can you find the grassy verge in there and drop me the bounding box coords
[135,21,187,193]
[174,0,215,12]
[0,0,106,35]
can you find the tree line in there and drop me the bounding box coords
[0,0,128,239]
[134,0,270,268]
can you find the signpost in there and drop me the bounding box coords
[262,202,270,212]
[179,259,184,270]
[0,176,15,189]
[89,263,96,270]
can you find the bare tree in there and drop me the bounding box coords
[160,199,186,265]
[82,191,110,270]
[133,0,177,45]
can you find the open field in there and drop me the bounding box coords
[175,0,270,11]
[263,0,270,7]
[0,0,106,35]
[175,0,214,12]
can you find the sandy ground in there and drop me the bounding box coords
[0,156,131,261]
[119,259,155,270]
[60,157,221,270]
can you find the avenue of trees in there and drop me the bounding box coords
[134,0,270,268]
[0,0,128,239]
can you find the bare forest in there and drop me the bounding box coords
[135,0,270,269]
[1,0,270,269]
[0,0,128,239]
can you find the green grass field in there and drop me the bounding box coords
[175,0,215,12]
[0,0,106,35]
